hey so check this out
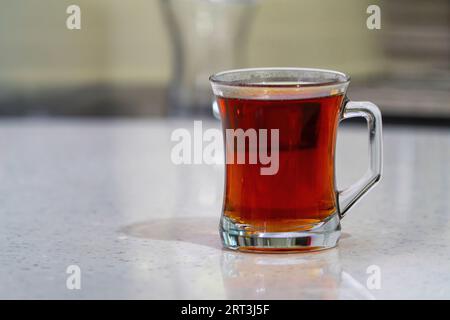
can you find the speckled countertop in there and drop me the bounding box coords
[0,118,449,299]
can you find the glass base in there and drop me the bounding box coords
[220,213,341,253]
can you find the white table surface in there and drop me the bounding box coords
[0,118,449,299]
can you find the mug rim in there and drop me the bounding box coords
[209,67,351,88]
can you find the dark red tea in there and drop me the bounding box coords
[217,94,344,232]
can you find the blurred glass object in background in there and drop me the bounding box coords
[161,0,257,116]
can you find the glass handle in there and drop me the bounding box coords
[338,101,383,217]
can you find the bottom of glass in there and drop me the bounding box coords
[220,213,341,253]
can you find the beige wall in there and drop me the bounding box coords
[0,0,385,90]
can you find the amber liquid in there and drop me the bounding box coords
[218,94,344,232]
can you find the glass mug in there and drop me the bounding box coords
[209,68,382,252]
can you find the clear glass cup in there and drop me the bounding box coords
[210,68,383,252]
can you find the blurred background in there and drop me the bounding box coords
[0,0,448,121]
